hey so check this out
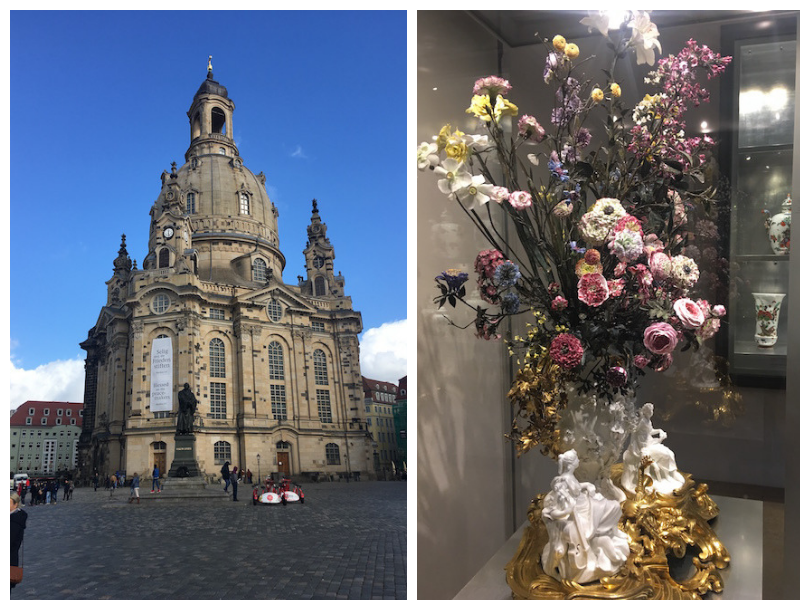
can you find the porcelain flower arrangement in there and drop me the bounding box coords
[421,11,732,455]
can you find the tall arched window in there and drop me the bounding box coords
[158,248,170,268]
[268,341,284,380]
[313,349,328,386]
[209,338,225,378]
[214,441,231,464]
[186,192,196,214]
[314,276,326,296]
[253,258,268,282]
[211,107,226,134]
[239,193,250,215]
[325,443,340,465]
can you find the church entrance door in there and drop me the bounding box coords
[277,452,290,476]
[152,442,167,476]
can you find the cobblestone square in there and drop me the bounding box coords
[12,481,406,600]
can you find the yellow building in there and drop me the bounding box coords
[78,67,373,483]
[362,376,401,474]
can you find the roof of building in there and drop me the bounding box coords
[10,401,83,428]
[362,376,399,396]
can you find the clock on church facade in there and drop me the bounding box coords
[77,65,373,483]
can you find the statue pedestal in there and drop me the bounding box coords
[167,433,201,478]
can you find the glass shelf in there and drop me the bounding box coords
[727,34,795,383]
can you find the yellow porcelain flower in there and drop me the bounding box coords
[591,88,604,102]
[434,124,451,151]
[575,258,602,276]
[445,139,469,162]
[610,82,621,97]
[494,95,519,118]
[466,95,494,121]
[466,94,518,122]
[565,43,580,60]
[552,35,567,52]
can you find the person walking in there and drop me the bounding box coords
[246,468,252,484]
[151,465,161,493]
[93,472,99,492]
[11,491,27,591]
[109,474,117,499]
[129,473,140,504]
[62,479,70,502]
[231,467,239,501]
[221,461,231,493]
[18,482,27,507]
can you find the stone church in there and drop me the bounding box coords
[78,64,373,483]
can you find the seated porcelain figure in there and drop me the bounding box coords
[621,403,686,495]
[541,450,630,584]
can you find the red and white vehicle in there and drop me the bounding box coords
[253,477,305,505]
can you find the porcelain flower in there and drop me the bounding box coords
[579,12,611,37]
[670,255,700,289]
[550,333,584,369]
[578,273,610,307]
[473,76,512,97]
[608,229,644,262]
[643,322,679,355]
[509,191,533,210]
[629,11,662,65]
[417,142,439,170]
[434,158,472,197]
[578,198,628,246]
[455,175,494,210]
[518,115,546,142]
[673,298,705,329]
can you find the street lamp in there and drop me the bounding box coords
[256,454,261,485]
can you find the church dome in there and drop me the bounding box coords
[146,71,285,285]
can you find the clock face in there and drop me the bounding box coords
[313,256,324,268]
[164,227,174,240]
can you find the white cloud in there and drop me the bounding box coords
[359,320,408,384]
[10,358,85,411]
[290,145,307,159]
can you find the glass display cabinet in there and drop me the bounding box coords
[724,22,797,385]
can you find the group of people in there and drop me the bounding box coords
[14,478,72,507]
[220,462,251,501]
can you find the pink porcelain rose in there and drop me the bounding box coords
[643,322,679,355]
[673,298,705,329]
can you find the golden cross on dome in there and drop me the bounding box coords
[207,55,213,73]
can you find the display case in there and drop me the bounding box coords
[724,23,797,385]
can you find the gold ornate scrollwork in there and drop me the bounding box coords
[506,464,729,600]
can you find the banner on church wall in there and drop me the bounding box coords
[150,337,173,413]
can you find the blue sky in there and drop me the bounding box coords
[9,10,408,408]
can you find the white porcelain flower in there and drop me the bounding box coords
[579,12,611,37]
[434,158,472,197]
[417,141,440,170]
[456,174,494,211]
[628,11,662,66]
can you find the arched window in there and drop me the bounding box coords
[186,192,196,214]
[277,441,290,450]
[158,248,170,268]
[211,107,226,135]
[253,258,268,282]
[313,349,328,386]
[314,276,326,296]
[209,338,225,378]
[325,443,340,465]
[239,193,250,215]
[268,341,284,380]
[214,441,231,464]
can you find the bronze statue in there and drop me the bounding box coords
[176,383,198,434]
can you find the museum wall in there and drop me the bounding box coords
[417,10,517,600]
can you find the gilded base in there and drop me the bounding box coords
[506,465,730,600]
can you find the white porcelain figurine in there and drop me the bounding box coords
[621,403,685,496]
[541,449,630,584]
